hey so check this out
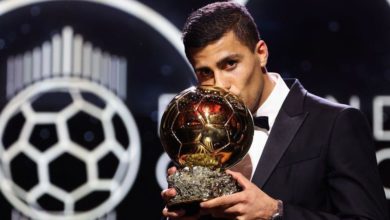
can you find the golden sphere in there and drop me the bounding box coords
[160,86,254,169]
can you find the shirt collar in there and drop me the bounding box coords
[254,72,290,131]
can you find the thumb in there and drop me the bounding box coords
[226,169,251,189]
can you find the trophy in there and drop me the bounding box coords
[159,86,254,214]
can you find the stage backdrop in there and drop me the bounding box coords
[0,0,389,219]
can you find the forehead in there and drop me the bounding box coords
[190,31,251,67]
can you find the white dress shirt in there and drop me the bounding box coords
[247,72,290,179]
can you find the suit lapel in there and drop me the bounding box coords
[252,79,308,188]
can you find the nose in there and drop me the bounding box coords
[214,71,230,90]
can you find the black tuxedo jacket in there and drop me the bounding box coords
[249,79,389,219]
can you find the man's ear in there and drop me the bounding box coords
[255,40,269,68]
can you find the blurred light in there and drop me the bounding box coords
[161,64,173,76]
[328,21,340,32]
[30,6,40,17]
[234,0,249,5]
[84,131,95,142]
[39,128,50,140]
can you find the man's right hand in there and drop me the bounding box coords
[161,166,202,220]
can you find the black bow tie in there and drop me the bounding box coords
[254,116,269,130]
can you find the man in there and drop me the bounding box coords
[161,1,389,219]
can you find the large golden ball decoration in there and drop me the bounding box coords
[160,86,254,169]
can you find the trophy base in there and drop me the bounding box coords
[167,199,203,216]
[167,166,241,215]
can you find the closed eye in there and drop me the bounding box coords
[217,55,241,71]
[222,59,238,70]
[195,68,213,81]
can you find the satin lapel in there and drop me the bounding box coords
[251,79,308,188]
[252,110,307,188]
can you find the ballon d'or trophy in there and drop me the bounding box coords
[160,86,254,214]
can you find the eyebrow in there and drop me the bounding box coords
[216,54,243,68]
[194,66,211,74]
[194,53,243,72]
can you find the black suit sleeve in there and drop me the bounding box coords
[283,108,389,220]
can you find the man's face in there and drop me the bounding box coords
[190,31,268,113]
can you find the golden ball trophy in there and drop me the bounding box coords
[160,86,254,214]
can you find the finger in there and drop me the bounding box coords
[167,166,177,176]
[163,206,201,220]
[162,206,185,218]
[226,169,251,189]
[199,195,233,209]
[161,188,177,201]
[223,203,243,215]
[201,184,251,209]
[201,204,238,219]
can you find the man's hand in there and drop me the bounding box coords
[161,167,202,220]
[199,170,279,220]
[161,168,278,220]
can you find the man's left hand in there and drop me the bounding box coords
[199,170,279,220]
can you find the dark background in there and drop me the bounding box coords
[0,0,389,219]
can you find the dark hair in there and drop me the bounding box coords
[182,1,260,60]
